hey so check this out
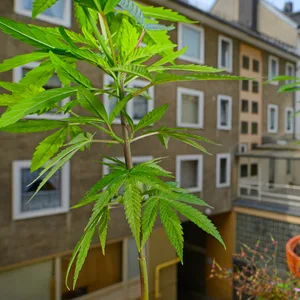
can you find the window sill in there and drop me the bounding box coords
[177,123,203,129]
[13,207,69,221]
[179,54,204,65]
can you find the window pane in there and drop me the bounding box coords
[252,102,258,114]
[133,94,148,120]
[240,165,248,178]
[251,164,258,176]
[220,99,229,126]
[241,100,249,112]
[23,0,64,19]
[252,81,259,93]
[253,59,260,72]
[242,80,249,91]
[221,40,230,68]
[270,108,275,130]
[271,59,277,77]
[181,160,198,188]
[220,158,227,184]
[251,122,258,135]
[287,159,291,174]
[182,26,202,60]
[181,94,199,124]
[242,56,249,69]
[252,143,258,150]
[127,237,140,280]
[0,261,53,300]
[286,110,292,131]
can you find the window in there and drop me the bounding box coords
[251,164,258,176]
[287,159,291,174]
[178,24,204,64]
[218,35,233,72]
[242,55,250,69]
[285,62,295,84]
[268,56,279,84]
[217,95,232,130]
[268,104,278,133]
[103,75,154,124]
[252,102,258,114]
[251,122,258,135]
[241,100,249,112]
[12,160,70,220]
[241,121,248,134]
[252,143,258,150]
[239,144,248,154]
[253,59,260,72]
[216,153,231,188]
[285,107,294,134]
[242,80,249,91]
[240,164,248,178]
[252,81,259,93]
[13,62,70,119]
[176,155,203,192]
[177,87,204,128]
[14,0,72,27]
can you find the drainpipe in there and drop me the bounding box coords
[154,257,180,299]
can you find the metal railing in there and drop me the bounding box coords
[238,182,300,207]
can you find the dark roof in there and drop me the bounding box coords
[174,0,300,58]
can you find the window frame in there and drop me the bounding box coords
[241,99,249,113]
[251,122,258,135]
[252,81,259,94]
[103,75,154,125]
[177,87,204,128]
[268,55,279,85]
[176,155,203,193]
[267,104,279,133]
[216,153,231,188]
[252,59,260,73]
[178,23,205,64]
[242,55,250,70]
[240,164,248,178]
[12,160,70,220]
[252,101,259,114]
[285,62,295,84]
[250,164,258,177]
[13,62,70,120]
[285,107,294,134]
[241,121,249,134]
[218,35,233,72]
[217,95,232,130]
[14,0,72,27]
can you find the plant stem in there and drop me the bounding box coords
[119,79,149,300]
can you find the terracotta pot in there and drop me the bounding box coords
[286,235,300,277]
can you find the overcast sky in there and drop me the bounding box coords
[194,0,300,12]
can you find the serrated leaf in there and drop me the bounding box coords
[159,200,183,262]
[49,52,92,88]
[151,48,187,68]
[68,125,83,140]
[0,81,27,93]
[150,64,223,73]
[59,26,78,49]
[32,0,59,18]
[141,197,158,247]
[77,87,108,122]
[123,110,135,131]
[75,3,97,31]
[175,193,212,208]
[0,87,77,128]
[31,127,68,171]
[0,17,67,50]
[99,207,110,254]
[137,5,195,24]
[170,201,225,249]
[118,0,145,26]
[0,119,66,133]
[104,0,120,13]
[110,65,152,80]
[0,52,49,73]
[135,104,168,132]
[157,134,170,149]
[124,177,142,248]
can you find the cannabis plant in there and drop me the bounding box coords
[0,0,240,298]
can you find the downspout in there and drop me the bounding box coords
[154,257,180,299]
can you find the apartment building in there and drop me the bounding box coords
[0,1,299,300]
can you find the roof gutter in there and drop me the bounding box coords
[146,0,300,62]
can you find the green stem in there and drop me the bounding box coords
[119,79,149,300]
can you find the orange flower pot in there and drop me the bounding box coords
[286,235,300,277]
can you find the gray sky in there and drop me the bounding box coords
[194,0,300,12]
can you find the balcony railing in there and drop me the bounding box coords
[238,182,300,207]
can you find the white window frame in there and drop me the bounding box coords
[267,104,279,133]
[217,95,232,130]
[14,0,72,27]
[13,62,70,120]
[103,156,153,176]
[268,55,279,85]
[285,107,294,134]
[285,62,295,84]
[218,35,233,72]
[176,155,203,193]
[103,75,154,125]
[12,160,70,220]
[178,23,205,64]
[177,87,204,128]
[216,153,231,188]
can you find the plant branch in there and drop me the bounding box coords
[93,139,119,144]
[134,29,146,51]
[101,13,117,64]
[131,132,159,143]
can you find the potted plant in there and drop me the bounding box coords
[286,235,300,277]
